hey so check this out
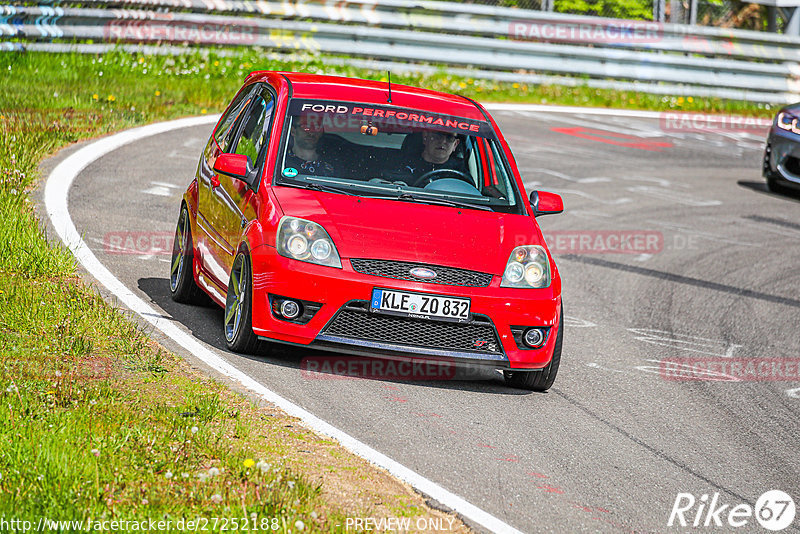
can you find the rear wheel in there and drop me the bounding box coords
[224,252,260,354]
[170,206,206,304]
[504,308,563,392]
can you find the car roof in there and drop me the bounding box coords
[247,71,488,122]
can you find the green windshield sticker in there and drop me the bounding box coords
[283,167,298,178]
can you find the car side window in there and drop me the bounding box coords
[213,86,255,153]
[232,93,275,166]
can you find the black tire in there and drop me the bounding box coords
[504,308,563,392]
[223,252,260,354]
[766,172,785,194]
[169,206,207,305]
[764,143,785,194]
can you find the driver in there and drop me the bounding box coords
[386,130,470,187]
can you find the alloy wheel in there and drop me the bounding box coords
[224,255,248,342]
[170,210,188,293]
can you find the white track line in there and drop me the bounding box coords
[44,116,524,534]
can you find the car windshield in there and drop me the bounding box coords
[275,99,524,213]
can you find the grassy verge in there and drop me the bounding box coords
[0,46,774,531]
[2,47,779,117]
[0,49,479,532]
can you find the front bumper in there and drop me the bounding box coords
[765,128,800,190]
[249,245,561,370]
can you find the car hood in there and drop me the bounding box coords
[272,187,542,274]
[781,103,800,116]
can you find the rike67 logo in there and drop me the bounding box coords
[668,490,796,531]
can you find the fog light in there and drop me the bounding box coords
[280,300,301,319]
[523,328,545,348]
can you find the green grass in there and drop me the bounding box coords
[0,276,347,531]
[0,46,777,531]
[2,271,435,531]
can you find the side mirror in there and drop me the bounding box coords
[530,190,563,217]
[213,153,257,186]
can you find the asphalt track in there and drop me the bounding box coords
[40,106,800,533]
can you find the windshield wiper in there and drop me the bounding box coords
[280,182,492,210]
[394,193,492,211]
[282,181,358,196]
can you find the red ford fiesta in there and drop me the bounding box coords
[170,71,565,390]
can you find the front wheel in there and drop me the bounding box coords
[224,252,260,354]
[764,144,785,194]
[766,172,785,194]
[504,308,563,392]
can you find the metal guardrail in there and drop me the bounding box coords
[20,0,800,59]
[1,0,799,102]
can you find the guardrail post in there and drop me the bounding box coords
[768,6,778,32]
[671,0,684,23]
[653,0,666,22]
[689,0,698,24]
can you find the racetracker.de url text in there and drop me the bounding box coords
[0,516,288,532]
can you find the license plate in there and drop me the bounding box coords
[370,288,471,322]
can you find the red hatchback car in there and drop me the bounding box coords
[170,72,565,391]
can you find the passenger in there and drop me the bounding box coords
[284,115,336,176]
[386,130,471,187]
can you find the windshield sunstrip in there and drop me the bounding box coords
[287,99,495,137]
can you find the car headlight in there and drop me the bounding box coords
[500,245,551,288]
[277,216,342,268]
[777,112,800,134]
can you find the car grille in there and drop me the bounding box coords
[350,259,493,288]
[321,304,502,355]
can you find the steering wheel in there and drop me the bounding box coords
[416,168,472,187]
